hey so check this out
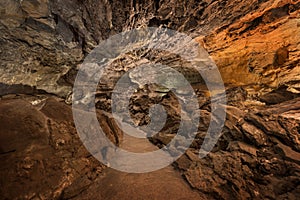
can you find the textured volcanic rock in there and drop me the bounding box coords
[201,0,300,95]
[259,85,300,105]
[0,96,122,199]
[1,0,300,200]
[150,90,300,199]
[2,0,298,97]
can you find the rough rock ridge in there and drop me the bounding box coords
[0,0,300,200]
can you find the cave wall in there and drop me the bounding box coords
[2,0,298,97]
[1,1,300,199]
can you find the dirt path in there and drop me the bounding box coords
[73,124,204,200]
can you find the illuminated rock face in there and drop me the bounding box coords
[0,0,300,199]
[201,0,300,95]
[1,0,299,96]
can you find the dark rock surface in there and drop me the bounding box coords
[147,88,300,199]
[0,96,122,199]
[1,88,300,199]
[1,0,300,200]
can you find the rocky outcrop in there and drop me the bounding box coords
[154,92,300,199]
[2,84,300,199]
[1,0,300,199]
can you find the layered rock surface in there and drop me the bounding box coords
[1,0,300,200]
[2,0,299,96]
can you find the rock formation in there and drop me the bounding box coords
[0,0,299,199]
